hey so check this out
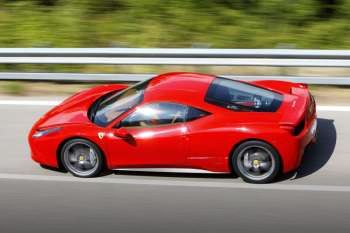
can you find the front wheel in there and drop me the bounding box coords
[60,138,104,178]
[231,140,281,184]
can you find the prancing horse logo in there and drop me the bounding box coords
[98,132,105,139]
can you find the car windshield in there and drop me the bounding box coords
[92,80,150,127]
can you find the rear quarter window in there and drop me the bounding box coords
[187,107,210,121]
[205,77,282,112]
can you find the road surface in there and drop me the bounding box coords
[0,98,349,233]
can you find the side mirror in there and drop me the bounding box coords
[114,128,132,139]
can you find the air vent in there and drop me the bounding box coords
[293,120,305,136]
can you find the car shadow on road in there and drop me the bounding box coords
[293,118,337,180]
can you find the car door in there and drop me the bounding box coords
[107,102,189,168]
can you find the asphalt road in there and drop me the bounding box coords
[0,100,349,233]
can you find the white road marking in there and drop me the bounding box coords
[0,100,61,106]
[0,173,350,192]
[317,105,350,112]
[0,99,350,112]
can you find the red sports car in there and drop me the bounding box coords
[28,72,317,183]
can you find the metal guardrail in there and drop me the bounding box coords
[2,48,350,58]
[1,72,350,85]
[0,48,349,84]
[0,48,350,66]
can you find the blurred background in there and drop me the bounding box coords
[1,0,349,48]
[0,0,350,102]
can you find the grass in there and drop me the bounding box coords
[1,82,26,95]
[1,1,350,50]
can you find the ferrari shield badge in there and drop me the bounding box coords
[98,132,105,139]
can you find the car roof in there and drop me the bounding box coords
[143,72,216,108]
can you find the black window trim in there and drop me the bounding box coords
[186,105,211,122]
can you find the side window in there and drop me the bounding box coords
[187,107,210,121]
[120,102,187,128]
[205,77,283,112]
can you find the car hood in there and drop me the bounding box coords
[33,84,127,129]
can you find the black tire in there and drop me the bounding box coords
[60,138,104,178]
[231,140,281,184]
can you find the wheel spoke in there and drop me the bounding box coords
[78,162,87,171]
[89,148,97,166]
[259,161,271,171]
[68,153,78,163]
[243,153,252,168]
[251,166,261,173]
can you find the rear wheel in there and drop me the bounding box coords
[60,139,104,178]
[231,140,281,184]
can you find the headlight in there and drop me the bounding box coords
[32,127,61,138]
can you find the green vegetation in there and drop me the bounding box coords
[1,1,350,96]
[1,81,26,95]
[0,0,350,49]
